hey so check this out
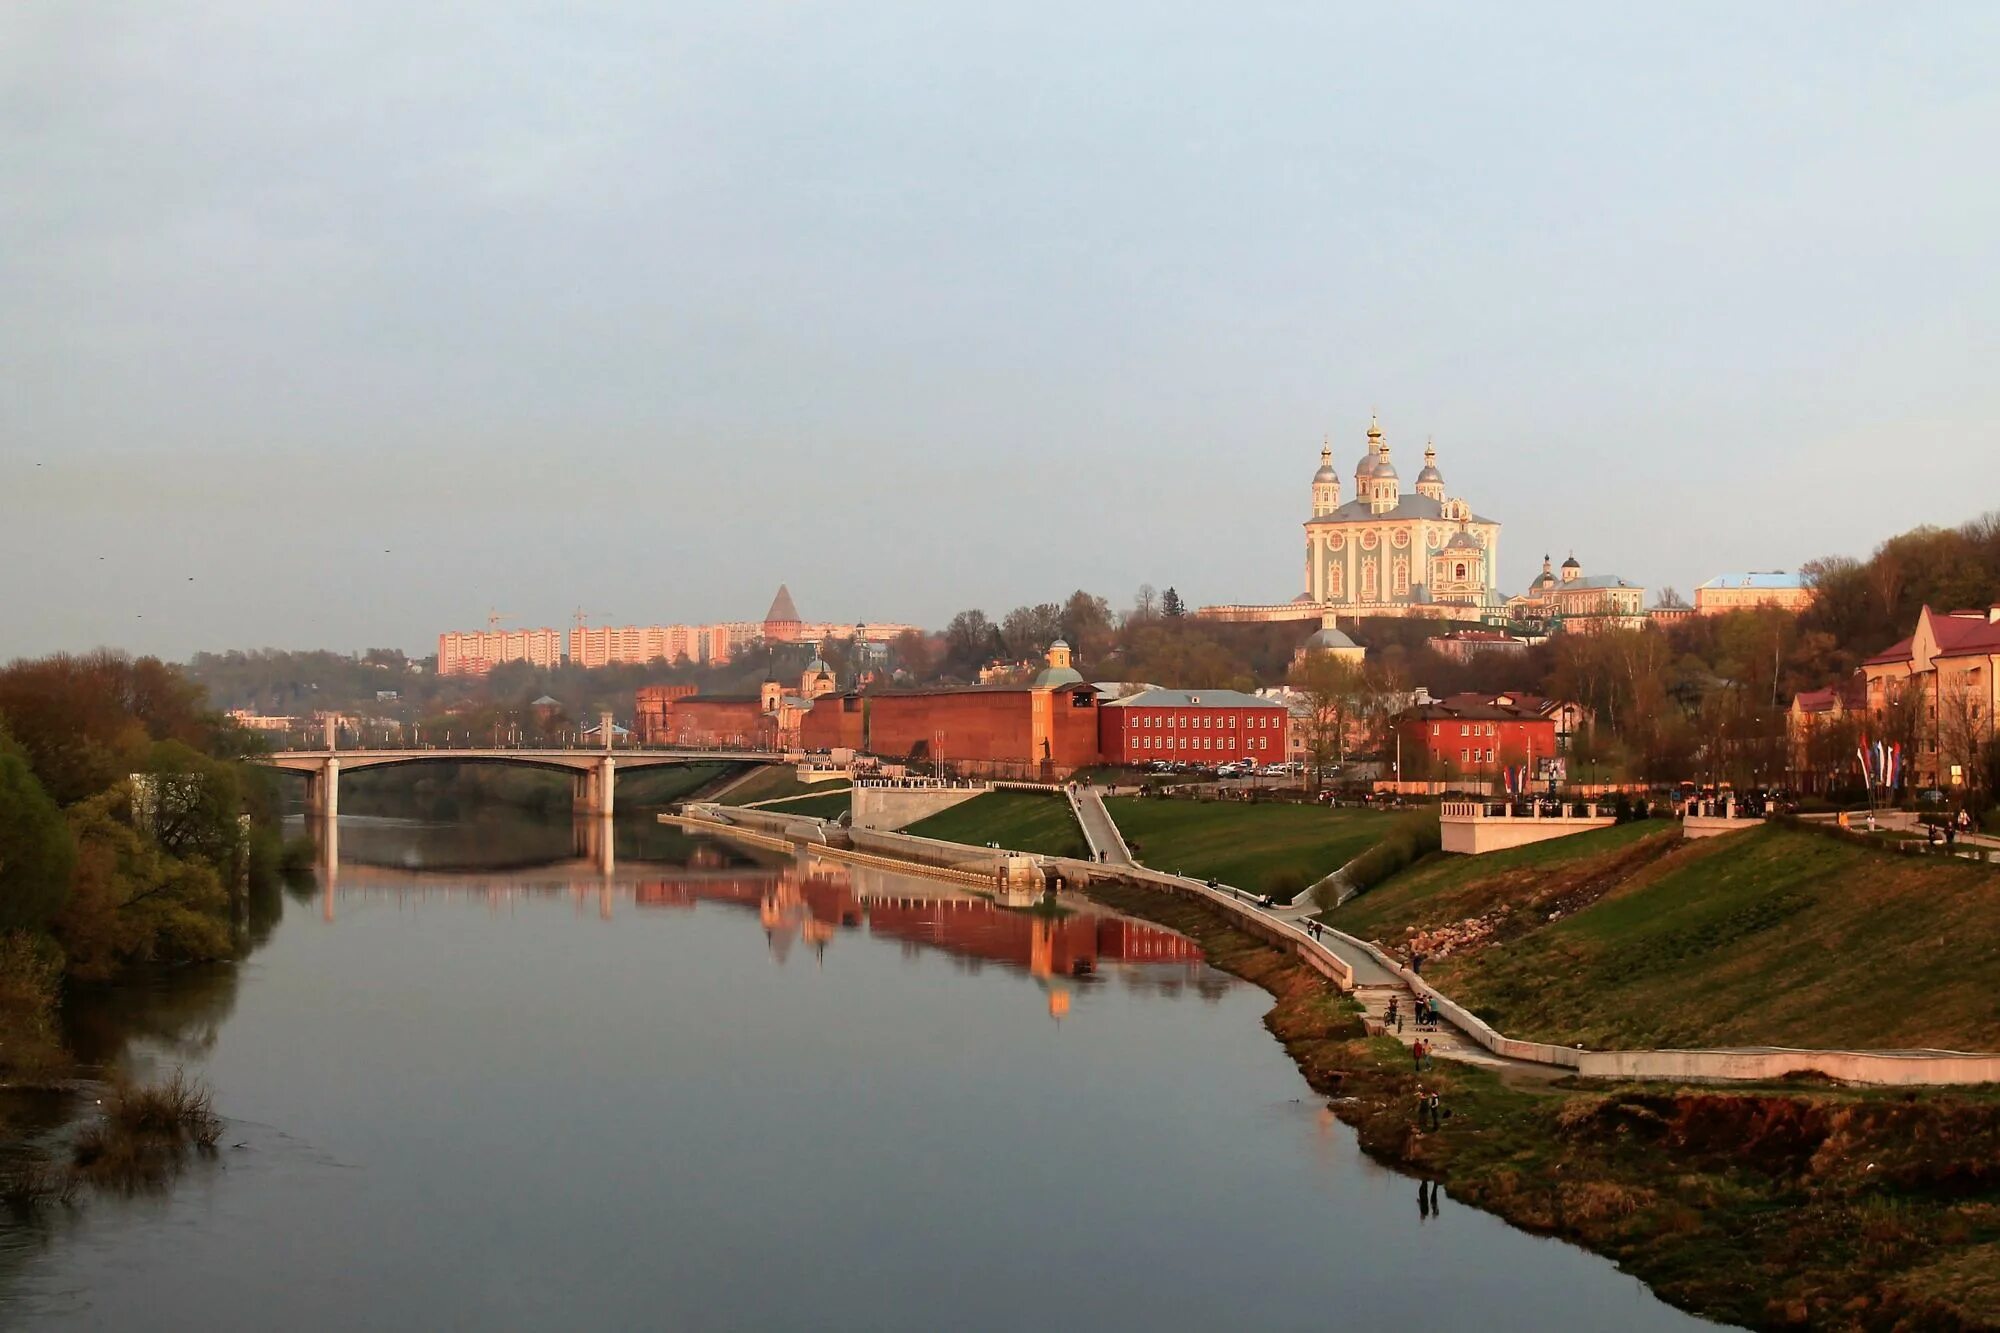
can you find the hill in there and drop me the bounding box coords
[1327,821,2000,1053]
[902,791,1088,858]
[1104,797,1388,893]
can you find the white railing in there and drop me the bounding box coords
[1441,800,1604,820]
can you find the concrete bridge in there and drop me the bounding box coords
[259,720,785,818]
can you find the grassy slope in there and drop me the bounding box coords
[1089,877,2000,1333]
[1335,821,2000,1052]
[716,767,848,806]
[758,790,852,820]
[1330,820,1667,940]
[616,761,738,806]
[903,791,1088,858]
[1104,798,1389,890]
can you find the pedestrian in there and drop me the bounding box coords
[1426,1090,1443,1131]
[1411,953,1424,976]
[1414,1086,1428,1130]
[1386,996,1399,1028]
[1411,1039,1424,1072]
[1422,1042,1434,1071]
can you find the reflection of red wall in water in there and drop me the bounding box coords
[866,898,1201,975]
[635,872,865,928]
[634,866,1202,974]
[1095,917,1205,964]
[634,874,779,910]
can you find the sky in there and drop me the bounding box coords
[3,3,1996,661]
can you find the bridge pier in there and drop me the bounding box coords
[306,757,340,820]
[572,756,616,817]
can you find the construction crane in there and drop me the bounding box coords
[487,608,513,631]
[573,606,613,632]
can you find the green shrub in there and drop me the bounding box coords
[1262,869,1308,902]
[1343,810,1442,894]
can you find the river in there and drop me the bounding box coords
[0,813,1716,1330]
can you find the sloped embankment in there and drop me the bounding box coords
[1093,875,2000,1332]
[1332,822,2000,1053]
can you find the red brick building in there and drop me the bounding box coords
[1097,688,1289,765]
[633,684,698,742]
[1396,692,1563,779]
[796,641,1103,778]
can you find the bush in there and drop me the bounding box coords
[0,732,75,933]
[71,1069,223,1190]
[0,930,68,1080]
[1262,869,1308,902]
[1342,810,1443,895]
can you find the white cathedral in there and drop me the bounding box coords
[1197,416,1507,626]
[1301,417,1503,616]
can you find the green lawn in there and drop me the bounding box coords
[716,767,849,806]
[1333,821,2000,1052]
[614,761,738,807]
[758,790,852,820]
[1330,819,1668,940]
[903,791,1089,858]
[1103,798,1390,893]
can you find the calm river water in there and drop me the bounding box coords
[0,813,1716,1330]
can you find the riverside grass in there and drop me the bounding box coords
[715,767,848,806]
[1103,797,1388,892]
[756,789,852,820]
[1330,820,2000,1054]
[902,791,1089,858]
[1084,875,2000,1333]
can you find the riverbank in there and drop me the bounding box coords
[1083,878,2000,1333]
[1327,820,2000,1052]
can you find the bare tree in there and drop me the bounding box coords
[1287,652,1366,792]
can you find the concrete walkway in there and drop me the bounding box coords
[1265,902,1540,1073]
[1072,786,1134,867]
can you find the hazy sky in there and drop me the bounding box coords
[4,3,1995,661]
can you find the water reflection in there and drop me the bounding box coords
[5,813,1717,1331]
[630,855,1215,1019]
[301,814,1215,1021]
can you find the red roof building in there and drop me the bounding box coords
[1860,605,2000,788]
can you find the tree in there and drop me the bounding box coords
[941,610,996,679]
[1655,586,1688,609]
[56,788,234,981]
[1060,590,1117,664]
[888,630,936,682]
[1132,584,1159,620]
[1937,673,1992,800]
[999,603,1064,659]
[1287,653,1366,791]
[0,728,75,933]
[1160,587,1186,619]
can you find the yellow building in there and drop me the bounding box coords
[1694,572,1813,616]
[1507,553,1647,633]
[1861,605,2000,789]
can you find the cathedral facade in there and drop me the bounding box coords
[1302,418,1503,617]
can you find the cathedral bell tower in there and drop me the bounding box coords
[1311,438,1340,516]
